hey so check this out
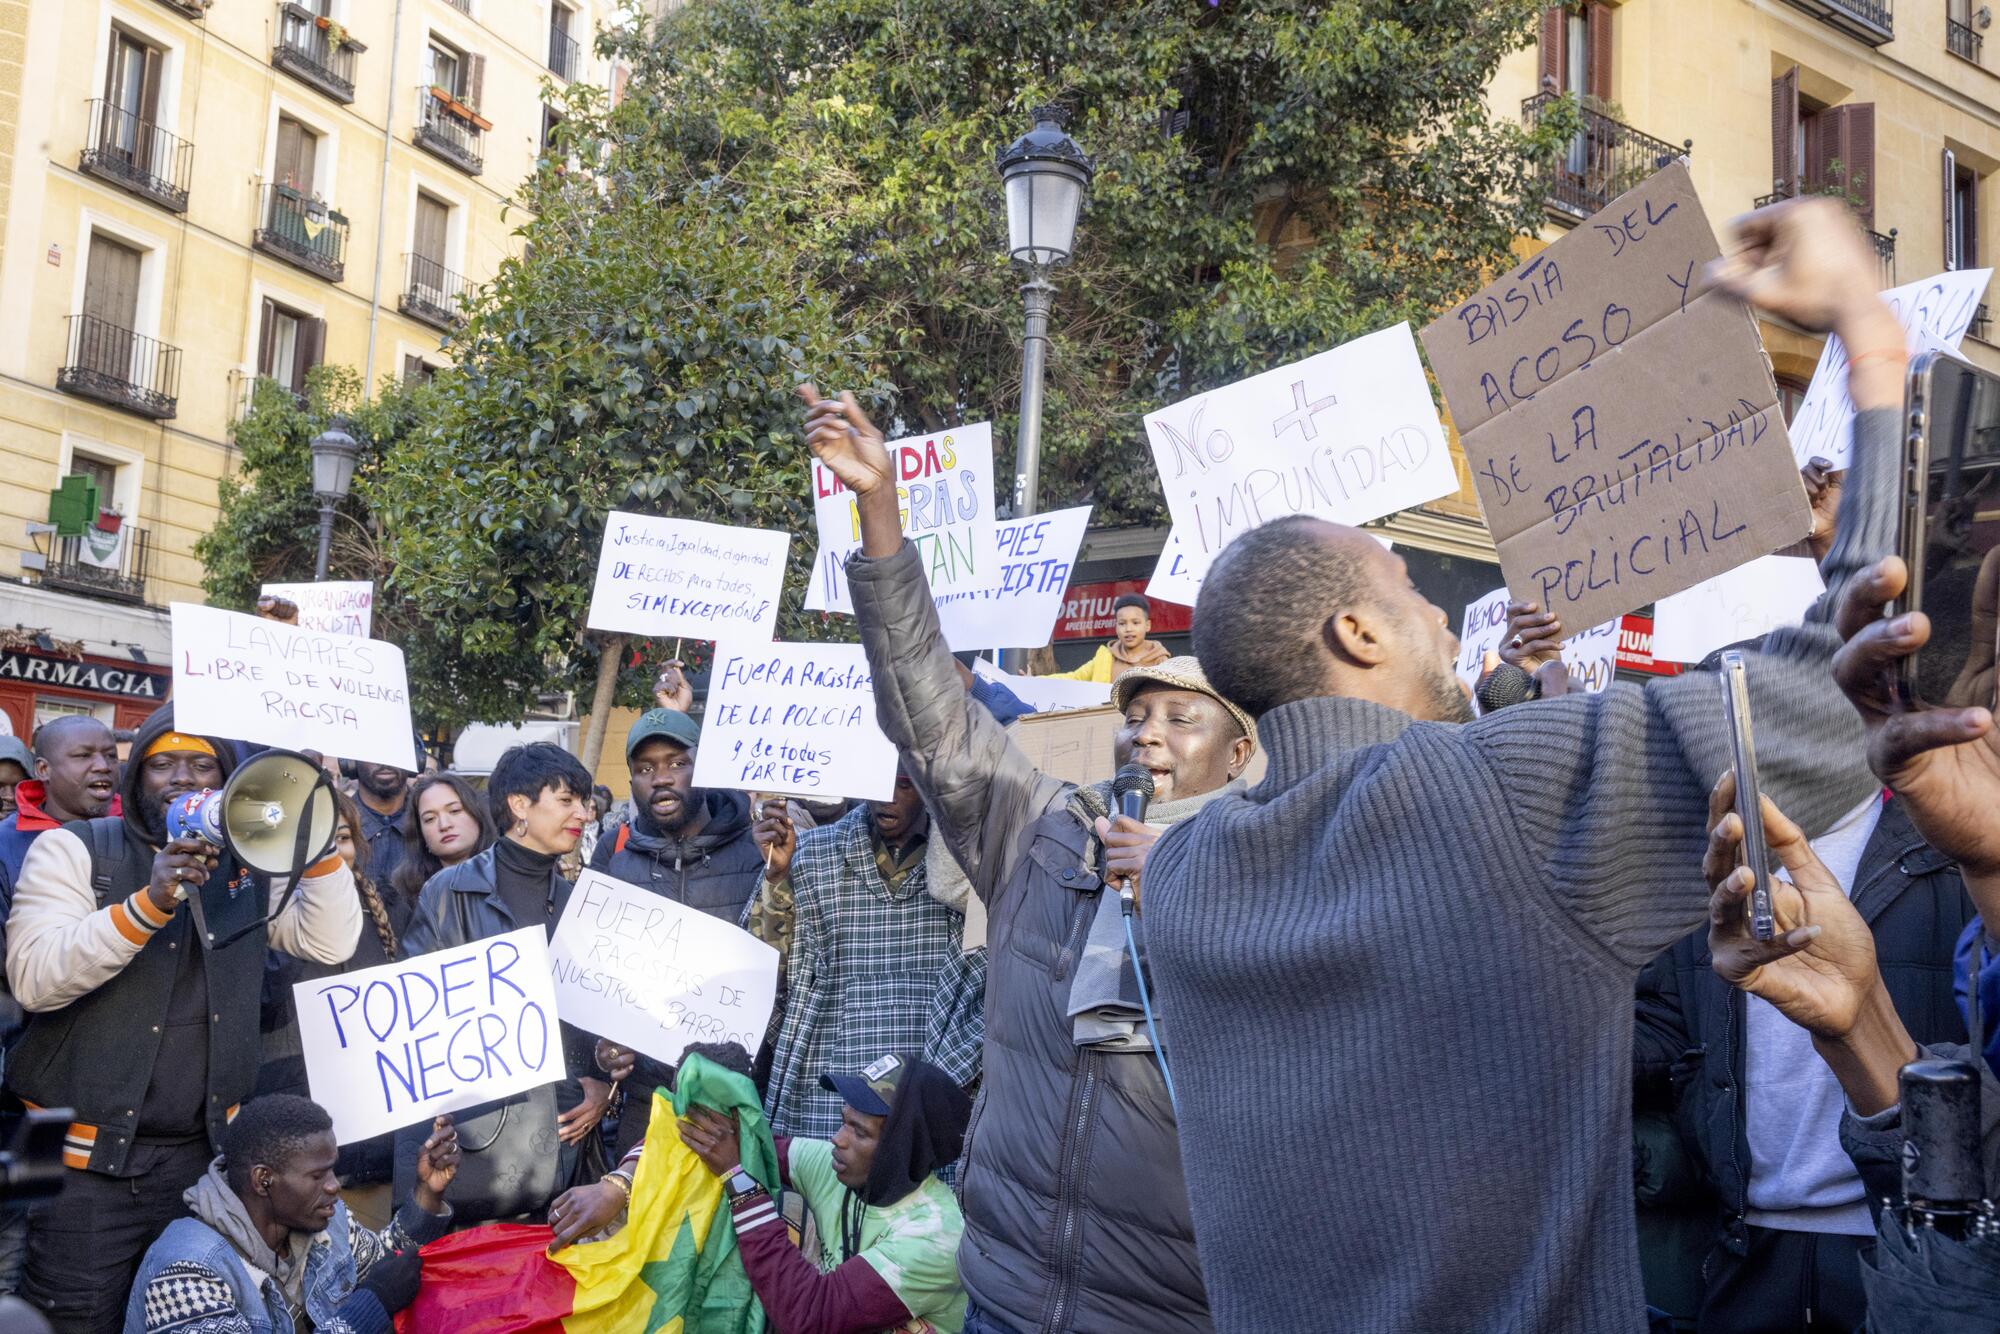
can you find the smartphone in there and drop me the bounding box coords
[1896,350,2000,706]
[1718,650,1775,941]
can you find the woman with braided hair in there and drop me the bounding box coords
[255,787,420,1228]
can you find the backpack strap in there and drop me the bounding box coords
[65,818,138,911]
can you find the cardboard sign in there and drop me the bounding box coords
[806,422,998,614]
[1788,268,1992,469]
[970,657,1111,713]
[171,603,417,771]
[1421,162,1810,634]
[1454,587,1617,695]
[547,870,779,1066]
[585,513,789,643]
[1145,324,1455,590]
[260,581,374,637]
[1649,554,1827,665]
[933,506,1091,651]
[693,642,898,802]
[295,927,562,1145]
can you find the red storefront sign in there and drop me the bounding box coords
[1055,581,1194,641]
[1616,615,1683,676]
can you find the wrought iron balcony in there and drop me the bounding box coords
[41,525,152,606]
[1950,17,1983,63]
[441,0,470,10]
[79,99,192,213]
[273,3,360,104]
[1972,303,1992,342]
[549,25,581,80]
[1522,93,1689,223]
[153,0,211,17]
[1779,0,1893,46]
[414,87,484,175]
[56,314,181,420]
[254,183,348,281]
[401,253,470,332]
[1868,227,1897,287]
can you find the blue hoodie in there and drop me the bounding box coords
[1955,917,2000,1083]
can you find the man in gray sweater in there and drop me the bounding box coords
[1144,199,1910,1331]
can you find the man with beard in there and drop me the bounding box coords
[589,707,767,1154]
[5,707,362,1331]
[345,755,415,893]
[1140,199,1905,1332]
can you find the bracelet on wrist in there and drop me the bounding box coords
[603,1171,633,1201]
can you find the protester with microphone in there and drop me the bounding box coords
[801,384,1256,1334]
[4,707,362,1331]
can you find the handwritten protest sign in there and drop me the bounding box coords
[1421,162,1809,634]
[1649,554,1826,665]
[807,422,998,614]
[547,870,778,1066]
[1454,587,1618,695]
[260,581,374,637]
[971,657,1111,712]
[694,642,897,802]
[1788,267,1992,469]
[585,512,789,643]
[1145,324,1454,590]
[171,603,416,771]
[1149,525,1392,607]
[295,927,561,1144]
[934,506,1091,651]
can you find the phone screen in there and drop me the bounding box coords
[1912,357,2000,705]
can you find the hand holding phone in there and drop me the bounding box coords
[1719,650,1776,941]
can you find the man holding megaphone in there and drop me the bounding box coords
[3,707,362,1332]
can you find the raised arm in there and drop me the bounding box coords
[801,387,1066,902]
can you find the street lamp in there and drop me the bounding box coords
[309,419,360,580]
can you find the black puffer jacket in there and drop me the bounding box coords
[850,541,1210,1334]
[587,789,764,924]
[1634,794,1975,1253]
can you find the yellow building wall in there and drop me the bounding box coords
[0,0,616,609]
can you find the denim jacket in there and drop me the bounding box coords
[123,1198,448,1334]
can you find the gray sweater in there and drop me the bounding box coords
[1146,407,1900,1332]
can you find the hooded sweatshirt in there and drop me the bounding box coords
[183,1157,313,1318]
[587,787,765,924]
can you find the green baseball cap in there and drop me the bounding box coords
[626,707,700,759]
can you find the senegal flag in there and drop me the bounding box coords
[397,1053,782,1334]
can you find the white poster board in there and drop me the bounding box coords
[585,512,789,643]
[933,506,1091,651]
[295,927,562,1145]
[1649,554,1827,665]
[693,642,898,801]
[171,603,416,771]
[1789,268,1992,468]
[1150,525,1392,608]
[806,422,999,614]
[1144,323,1455,591]
[1454,587,1618,695]
[971,657,1112,712]
[547,870,779,1065]
[260,582,374,637]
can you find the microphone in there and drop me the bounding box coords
[1110,764,1155,916]
[1475,662,1537,715]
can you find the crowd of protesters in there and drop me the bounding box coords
[0,194,1988,1334]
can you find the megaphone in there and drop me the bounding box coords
[162,748,338,949]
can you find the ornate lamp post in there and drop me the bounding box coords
[309,419,361,580]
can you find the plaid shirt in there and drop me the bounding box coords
[764,805,986,1139]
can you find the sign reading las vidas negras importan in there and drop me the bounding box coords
[1420,161,1810,634]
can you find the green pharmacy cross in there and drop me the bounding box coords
[47,475,99,537]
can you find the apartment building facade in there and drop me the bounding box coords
[0,0,612,739]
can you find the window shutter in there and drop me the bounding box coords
[293,317,325,396]
[1538,6,1565,92]
[612,63,629,108]
[1946,148,1961,271]
[1841,103,1875,228]
[1772,66,1799,195]
[1586,2,1612,103]
[1803,108,1832,196]
[1968,170,1980,268]
[466,53,485,111]
[257,298,279,378]
[403,353,424,383]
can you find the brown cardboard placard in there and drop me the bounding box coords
[1419,162,1810,632]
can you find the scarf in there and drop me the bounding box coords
[185,1157,314,1326]
[1066,778,1244,1051]
[1108,639,1172,678]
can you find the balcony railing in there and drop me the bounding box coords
[42,526,152,605]
[549,24,581,80]
[254,183,348,281]
[153,0,211,17]
[1522,93,1689,223]
[414,87,484,175]
[1950,17,1983,63]
[1779,0,1893,46]
[56,314,181,420]
[441,0,470,10]
[273,3,359,104]
[401,253,471,331]
[1973,303,1992,343]
[79,99,192,213]
[1868,227,1898,287]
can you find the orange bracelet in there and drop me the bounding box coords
[1846,345,1909,370]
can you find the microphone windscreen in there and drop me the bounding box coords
[1111,763,1155,805]
[1475,663,1536,715]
